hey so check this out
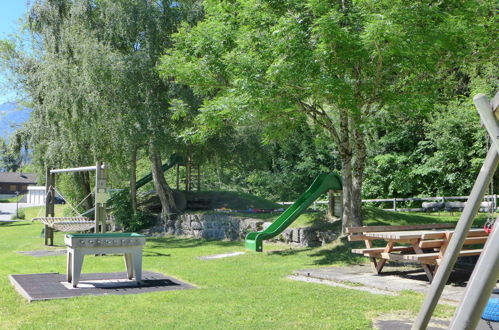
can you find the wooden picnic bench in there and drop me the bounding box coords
[346,224,489,282]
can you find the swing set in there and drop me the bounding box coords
[32,162,109,246]
[413,92,499,329]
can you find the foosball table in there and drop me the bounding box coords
[65,233,146,288]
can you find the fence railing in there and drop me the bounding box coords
[278,195,498,212]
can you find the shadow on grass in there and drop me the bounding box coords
[143,251,171,257]
[146,236,243,250]
[0,222,31,227]
[266,248,312,256]
[309,238,366,266]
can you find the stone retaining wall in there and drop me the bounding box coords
[146,212,339,247]
[146,213,264,240]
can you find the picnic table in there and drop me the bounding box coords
[349,226,489,282]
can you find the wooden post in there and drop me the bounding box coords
[94,162,107,233]
[197,164,201,192]
[393,199,397,211]
[176,164,180,190]
[327,190,334,218]
[185,160,191,192]
[44,168,55,246]
[43,168,50,245]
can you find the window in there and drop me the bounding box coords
[10,185,16,192]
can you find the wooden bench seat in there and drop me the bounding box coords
[379,252,440,264]
[380,249,484,265]
[351,246,413,256]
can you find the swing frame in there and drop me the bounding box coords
[42,162,108,246]
[413,92,499,329]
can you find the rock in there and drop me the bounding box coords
[191,221,202,230]
[317,231,338,246]
[292,229,301,243]
[282,228,293,242]
[148,212,339,248]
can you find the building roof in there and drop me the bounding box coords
[0,172,38,184]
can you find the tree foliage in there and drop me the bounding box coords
[160,0,496,230]
[0,0,496,231]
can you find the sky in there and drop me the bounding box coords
[0,1,30,104]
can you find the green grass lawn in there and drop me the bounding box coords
[0,196,21,203]
[21,205,68,220]
[0,209,459,329]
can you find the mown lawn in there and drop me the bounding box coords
[0,210,458,329]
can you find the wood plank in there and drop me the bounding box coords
[366,231,432,240]
[419,239,445,249]
[346,223,454,234]
[462,236,488,245]
[436,249,483,265]
[348,234,372,242]
[378,252,438,265]
[375,241,394,274]
[351,246,413,255]
[457,249,483,257]
[421,228,487,239]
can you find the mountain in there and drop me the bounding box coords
[0,102,31,140]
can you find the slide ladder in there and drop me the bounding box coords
[245,173,342,252]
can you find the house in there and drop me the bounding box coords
[0,172,38,194]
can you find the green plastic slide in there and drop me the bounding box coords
[245,173,342,252]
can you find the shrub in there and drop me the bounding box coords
[11,208,25,220]
[108,189,155,231]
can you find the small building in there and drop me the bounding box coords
[0,172,38,195]
[27,186,46,204]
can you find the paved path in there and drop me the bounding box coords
[0,203,40,221]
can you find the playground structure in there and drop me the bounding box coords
[34,162,109,245]
[36,153,189,244]
[176,155,201,192]
[245,172,342,252]
[412,92,499,329]
[81,153,184,218]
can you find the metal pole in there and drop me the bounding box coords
[50,165,104,174]
[16,191,19,218]
[412,93,499,329]
[412,146,499,329]
[449,223,499,329]
[448,93,499,329]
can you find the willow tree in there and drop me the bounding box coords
[160,0,492,231]
[1,0,202,221]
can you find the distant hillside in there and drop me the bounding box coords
[0,102,31,140]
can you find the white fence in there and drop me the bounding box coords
[278,195,498,213]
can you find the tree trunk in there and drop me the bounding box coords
[80,171,93,211]
[130,145,138,213]
[351,126,366,226]
[149,139,177,222]
[340,156,353,233]
[338,107,354,234]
